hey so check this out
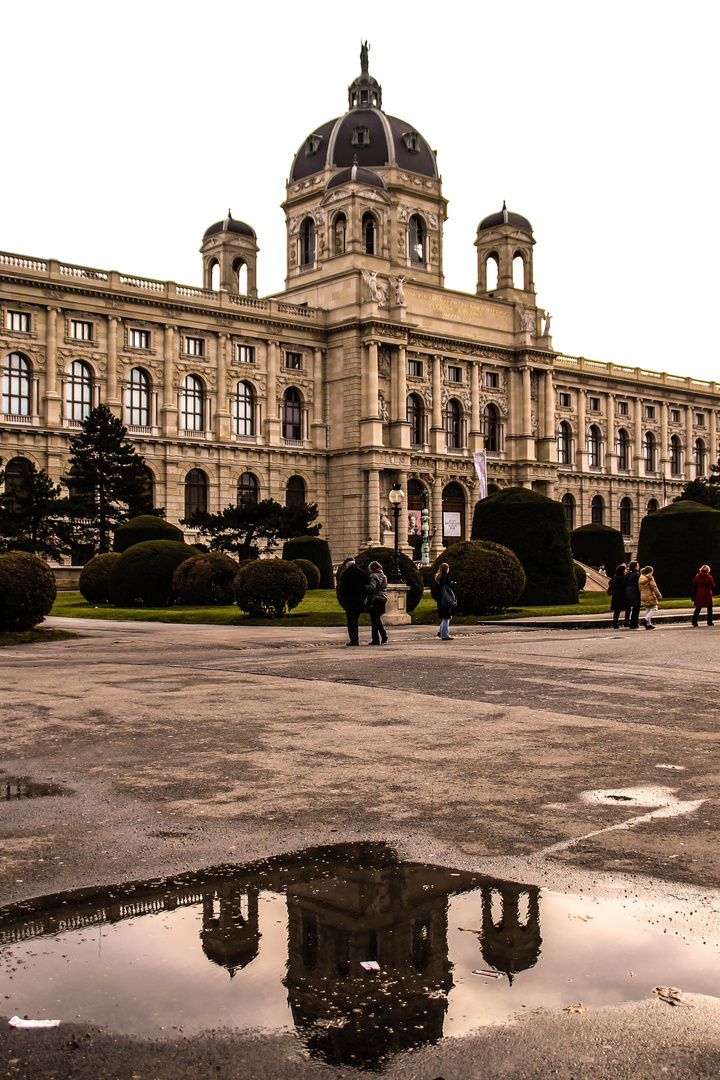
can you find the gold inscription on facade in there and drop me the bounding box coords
[405,289,510,320]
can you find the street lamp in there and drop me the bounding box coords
[388,482,404,583]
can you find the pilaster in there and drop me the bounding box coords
[43,307,61,425]
[161,325,178,436]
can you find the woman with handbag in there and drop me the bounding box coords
[435,561,457,640]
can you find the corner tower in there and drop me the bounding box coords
[200,211,259,297]
[475,203,535,304]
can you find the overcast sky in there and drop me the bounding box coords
[4,1,717,382]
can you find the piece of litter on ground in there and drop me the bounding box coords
[8,1016,61,1029]
[360,960,381,971]
[314,1018,346,1029]
[655,764,685,770]
[652,985,693,1007]
[568,914,593,921]
[563,1003,586,1013]
[472,969,501,978]
[458,926,483,934]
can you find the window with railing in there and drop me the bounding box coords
[181,375,205,431]
[587,424,601,467]
[620,497,632,536]
[282,388,303,441]
[2,353,31,415]
[406,393,425,445]
[233,381,254,437]
[615,428,630,470]
[669,435,682,475]
[557,421,572,464]
[65,360,93,421]
[126,367,150,427]
[445,399,464,450]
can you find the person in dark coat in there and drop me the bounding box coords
[365,560,389,645]
[624,561,641,629]
[691,564,715,627]
[337,556,370,646]
[608,563,627,629]
[435,561,456,640]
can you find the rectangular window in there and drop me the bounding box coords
[670,409,680,423]
[485,371,499,389]
[6,311,30,332]
[696,412,706,426]
[558,392,571,407]
[236,344,255,364]
[285,351,302,369]
[618,401,629,415]
[130,329,150,349]
[447,365,462,383]
[184,336,205,356]
[408,359,423,377]
[644,405,655,420]
[70,320,93,341]
[588,396,600,411]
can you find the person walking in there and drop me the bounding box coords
[639,565,662,629]
[337,556,369,646]
[691,564,715,627]
[624,561,641,628]
[366,560,388,645]
[435,561,457,640]
[608,563,627,629]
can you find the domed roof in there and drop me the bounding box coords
[326,161,386,190]
[203,210,256,241]
[478,202,532,233]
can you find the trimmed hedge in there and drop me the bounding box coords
[108,540,198,607]
[637,499,720,597]
[234,558,308,618]
[79,552,121,603]
[292,558,321,590]
[574,562,588,591]
[172,552,239,605]
[570,523,625,571]
[282,536,334,589]
[0,551,57,632]
[471,487,577,605]
[113,515,183,553]
[354,546,424,612]
[430,540,525,615]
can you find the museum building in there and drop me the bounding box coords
[2,51,719,561]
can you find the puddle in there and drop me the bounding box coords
[0,843,718,1071]
[0,776,70,800]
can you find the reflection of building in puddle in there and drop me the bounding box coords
[201,885,260,976]
[479,883,542,983]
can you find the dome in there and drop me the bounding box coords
[203,211,256,241]
[478,203,533,233]
[326,163,386,190]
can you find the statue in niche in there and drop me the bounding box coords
[542,311,552,336]
[388,276,408,307]
[517,305,536,334]
[378,393,389,422]
[379,509,392,544]
[362,270,389,308]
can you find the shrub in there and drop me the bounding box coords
[108,540,198,607]
[172,552,239,605]
[419,566,435,589]
[353,546,424,612]
[570,523,625,571]
[0,551,57,632]
[234,558,308,618]
[79,552,121,603]
[471,487,577,605]
[113,515,183,553]
[574,562,587,591]
[429,540,525,615]
[282,536,334,588]
[637,499,720,597]
[292,558,321,590]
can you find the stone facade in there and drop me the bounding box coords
[1,55,718,562]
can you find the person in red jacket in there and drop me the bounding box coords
[691,564,715,627]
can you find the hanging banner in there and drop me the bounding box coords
[473,449,488,500]
[443,511,462,537]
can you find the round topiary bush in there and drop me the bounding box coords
[282,536,334,588]
[113,515,183,553]
[79,552,122,603]
[637,499,720,597]
[108,540,198,607]
[353,546,424,612]
[172,552,239,606]
[574,562,587,591]
[0,551,57,632]
[429,540,525,615]
[234,558,308,618]
[292,558,321,590]
[570,523,625,572]
[471,488,577,605]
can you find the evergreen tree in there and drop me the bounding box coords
[0,457,75,561]
[185,498,320,558]
[62,404,157,553]
[674,477,720,510]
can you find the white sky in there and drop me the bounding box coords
[3,1,717,381]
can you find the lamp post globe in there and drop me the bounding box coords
[388,482,405,583]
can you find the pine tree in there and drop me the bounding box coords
[185,498,320,557]
[62,404,157,553]
[0,457,76,561]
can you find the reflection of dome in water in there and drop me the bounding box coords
[201,888,260,977]
[480,884,542,984]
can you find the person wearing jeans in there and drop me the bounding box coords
[435,561,456,640]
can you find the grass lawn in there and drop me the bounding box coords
[51,590,695,627]
[0,628,77,648]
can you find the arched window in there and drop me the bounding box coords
[643,431,656,473]
[669,434,682,476]
[561,492,575,531]
[512,252,525,289]
[334,213,346,255]
[282,388,302,441]
[484,403,501,452]
[286,475,306,507]
[647,498,659,514]
[587,424,601,467]
[2,353,32,416]
[66,360,93,421]
[695,438,707,478]
[300,217,316,266]
[140,465,154,507]
[616,428,630,470]
[620,497,632,536]
[485,253,499,290]
[445,398,463,449]
[231,257,248,294]
[557,421,572,465]
[3,457,32,510]
[126,367,150,427]
[237,471,258,504]
[209,259,220,291]
[591,494,604,524]
[409,214,425,265]
[233,380,254,437]
[362,212,376,255]
[184,468,208,520]
[181,375,205,431]
[406,393,424,446]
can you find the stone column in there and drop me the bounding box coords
[366,468,380,545]
[634,398,643,475]
[161,325,178,436]
[311,346,328,449]
[214,334,231,441]
[606,392,617,474]
[431,478,443,555]
[105,316,121,417]
[469,360,482,451]
[264,340,281,443]
[543,369,557,461]
[363,341,378,417]
[685,405,694,480]
[660,401,669,478]
[576,389,586,471]
[522,367,532,435]
[430,354,443,453]
[391,346,410,449]
[710,409,718,472]
[43,307,61,425]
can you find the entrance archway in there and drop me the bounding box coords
[407,479,426,561]
[442,482,465,547]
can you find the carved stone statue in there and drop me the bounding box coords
[379,509,392,543]
[378,393,389,422]
[517,305,536,334]
[388,276,407,306]
[360,40,370,72]
[542,311,552,336]
[362,270,388,308]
